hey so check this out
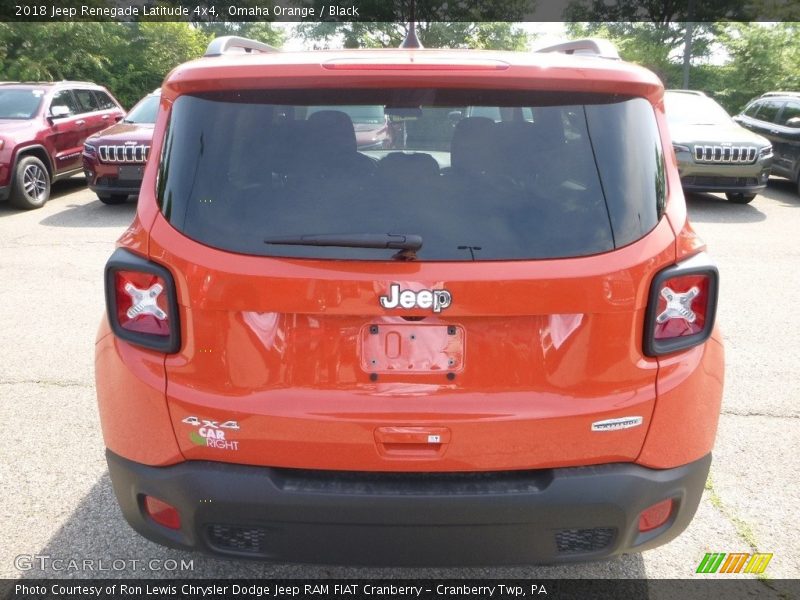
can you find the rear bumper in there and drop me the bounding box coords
[107,449,711,566]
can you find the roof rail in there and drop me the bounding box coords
[204,36,279,57]
[760,91,800,98]
[535,38,620,60]
[0,80,95,86]
[665,89,707,96]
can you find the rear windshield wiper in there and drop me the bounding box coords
[264,233,423,251]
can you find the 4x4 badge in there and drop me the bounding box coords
[380,284,452,313]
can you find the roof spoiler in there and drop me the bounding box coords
[535,38,620,60]
[204,36,280,57]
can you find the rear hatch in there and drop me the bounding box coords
[150,82,675,471]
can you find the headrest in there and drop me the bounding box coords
[492,121,538,178]
[306,110,358,155]
[377,152,439,183]
[450,117,496,174]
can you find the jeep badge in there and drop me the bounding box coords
[379,284,452,313]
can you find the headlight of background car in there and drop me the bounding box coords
[672,144,691,153]
[83,143,96,155]
[758,145,773,159]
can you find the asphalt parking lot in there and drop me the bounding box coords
[0,179,798,585]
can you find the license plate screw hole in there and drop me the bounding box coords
[369,325,379,334]
[447,326,456,335]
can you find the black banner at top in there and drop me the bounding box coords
[0,0,798,22]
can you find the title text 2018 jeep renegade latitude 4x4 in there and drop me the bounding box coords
[96,36,724,565]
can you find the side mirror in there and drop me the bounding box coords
[785,117,800,128]
[49,105,70,119]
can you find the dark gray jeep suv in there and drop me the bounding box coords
[735,92,800,197]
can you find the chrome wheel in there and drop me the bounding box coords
[22,163,47,202]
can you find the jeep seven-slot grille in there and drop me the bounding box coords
[693,145,757,164]
[98,144,150,163]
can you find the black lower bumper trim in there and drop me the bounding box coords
[106,450,711,566]
[89,184,142,196]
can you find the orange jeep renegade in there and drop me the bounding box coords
[95,36,724,565]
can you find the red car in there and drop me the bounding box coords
[96,37,724,566]
[307,105,399,149]
[83,90,159,205]
[0,81,124,209]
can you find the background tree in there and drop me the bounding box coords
[296,21,530,50]
[714,23,800,110]
[296,0,532,50]
[565,22,721,87]
[105,22,208,106]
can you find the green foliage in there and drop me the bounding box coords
[296,21,530,51]
[566,22,800,114]
[565,22,720,85]
[0,22,283,108]
[716,23,800,112]
[294,0,532,50]
[2,18,800,119]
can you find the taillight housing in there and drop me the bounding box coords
[644,252,719,357]
[104,248,180,353]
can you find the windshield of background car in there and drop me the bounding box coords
[158,89,666,261]
[0,89,44,119]
[124,94,159,124]
[664,93,733,126]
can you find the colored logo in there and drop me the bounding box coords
[183,416,240,451]
[696,552,772,574]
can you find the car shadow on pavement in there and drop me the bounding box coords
[684,192,766,224]
[20,473,648,580]
[0,178,90,216]
[760,179,799,207]
[39,198,137,229]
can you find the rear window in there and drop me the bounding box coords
[158,89,665,261]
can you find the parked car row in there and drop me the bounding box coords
[664,89,800,203]
[83,89,160,204]
[0,80,160,210]
[734,92,800,197]
[0,81,124,209]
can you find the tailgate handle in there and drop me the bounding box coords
[374,426,451,459]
